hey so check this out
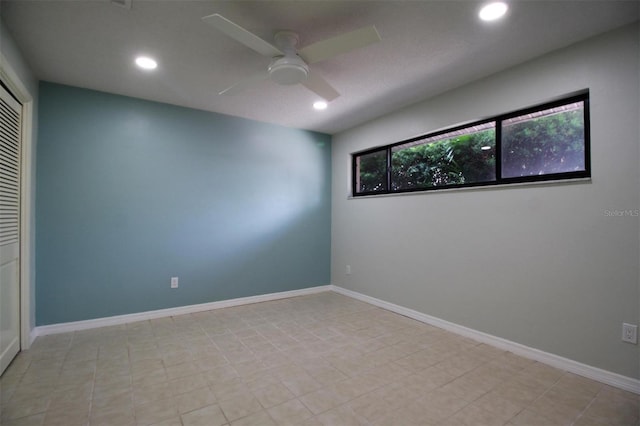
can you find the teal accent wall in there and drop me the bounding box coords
[36,82,331,325]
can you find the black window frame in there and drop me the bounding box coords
[352,92,590,197]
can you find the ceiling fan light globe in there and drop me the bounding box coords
[269,56,309,85]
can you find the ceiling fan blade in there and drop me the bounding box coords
[219,72,270,96]
[202,13,284,58]
[301,72,340,102]
[298,26,381,64]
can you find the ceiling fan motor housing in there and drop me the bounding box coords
[268,55,309,85]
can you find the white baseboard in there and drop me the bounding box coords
[33,285,332,338]
[28,328,38,347]
[330,285,640,395]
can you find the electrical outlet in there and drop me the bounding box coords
[346,265,351,275]
[622,323,637,344]
[171,277,179,289]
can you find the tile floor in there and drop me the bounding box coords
[0,292,638,426]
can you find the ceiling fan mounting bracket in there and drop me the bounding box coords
[273,31,300,53]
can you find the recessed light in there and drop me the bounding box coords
[135,56,157,70]
[479,2,508,21]
[313,101,328,111]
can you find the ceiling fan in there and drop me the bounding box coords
[202,14,381,102]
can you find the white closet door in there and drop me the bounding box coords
[0,83,22,376]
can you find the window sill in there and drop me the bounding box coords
[347,177,592,199]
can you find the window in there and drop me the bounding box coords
[352,93,589,196]
[354,149,388,194]
[501,101,587,180]
[391,122,496,190]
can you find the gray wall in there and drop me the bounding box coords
[331,23,639,379]
[0,18,39,335]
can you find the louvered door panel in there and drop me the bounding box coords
[0,83,21,376]
[0,89,21,247]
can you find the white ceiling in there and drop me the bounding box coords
[1,1,638,134]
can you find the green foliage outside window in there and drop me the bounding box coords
[391,129,496,190]
[502,109,585,178]
[357,150,387,193]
